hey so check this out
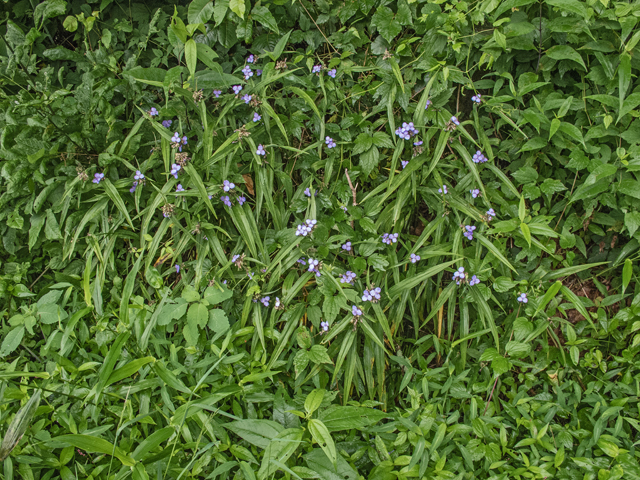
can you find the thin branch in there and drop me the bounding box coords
[345,169,358,206]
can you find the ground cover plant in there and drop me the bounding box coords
[2,0,640,478]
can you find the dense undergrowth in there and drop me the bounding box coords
[2,0,640,478]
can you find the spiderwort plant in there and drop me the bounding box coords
[463,225,476,240]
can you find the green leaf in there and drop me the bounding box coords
[251,5,278,33]
[546,45,586,70]
[106,357,155,387]
[545,0,589,19]
[258,428,304,480]
[185,39,197,78]
[51,435,135,467]
[208,309,230,333]
[188,303,209,329]
[0,390,40,461]
[0,326,25,358]
[308,419,337,468]
[520,222,531,247]
[304,389,325,415]
[372,6,402,43]
[225,420,284,449]
[623,259,633,293]
[229,0,245,19]
[294,350,310,378]
[188,0,214,24]
[308,345,332,364]
[475,233,517,273]
[352,133,373,155]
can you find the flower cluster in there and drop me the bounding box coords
[238,196,246,205]
[471,93,482,104]
[162,120,172,128]
[517,293,528,303]
[452,267,481,286]
[247,54,255,63]
[410,253,420,264]
[162,203,174,218]
[325,136,336,148]
[171,132,188,152]
[312,65,321,74]
[327,68,336,78]
[221,195,232,208]
[242,66,253,79]
[470,189,480,198]
[382,233,399,245]
[362,287,381,303]
[340,271,356,284]
[260,296,270,307]
[463,225,476,240]
[486,208,496,219]
[472,150,488,163]
[170,163,181,179]
[295,219,317,236]
[395,122,419,140]
[342,241,352,252]
[351,305,363,330]
[307,258,321,277]
[242,94,252,104]
[425,99,432,110]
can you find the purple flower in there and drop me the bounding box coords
[261,296,270,307]
[162,120,172,128]
[487,208,496,219]
[463,225,476,241]
[325,136,336,149]
[297,257,307,266]
[304,188,312,197]
[517,292,528,303]
[382,233,398,245]
[452,267,465,285]
[238,196,246,205]
[149,107,159,116]
[401,160,409,169]
[232,85,243,95]
[438,185,448,194]
[93,173,104,184]
[257,69,262,76]
[176,184,184,192]
[171,132,181,143]
[425,99,432,110]
[342,241,352,251]
[232,254,240,262]
[471,94,481,104]
[221,195,232,207]
[134,170,145,181]
[213,90,221,98]
[242,66,253,79]
[469,275,480,286]
[248,272,254,280]
[223,180,235,192]
[242,94,252,104]
[320,321,329,332]
[295,219,317,237]
[130,181,138,193]
[395,122,419,141]
[247,54,255,63]
[352,305,362,316]
[170,163,181,179]
[175,264,180,273]
[327,68,336,78]
[340,271,356,284]
[307,259,319,272]
[256,144,266,156]
[341,205,348,213]
[414,140,423,146]
[472,150,487,163]
[410,253,420,264]
[362,287,381,302]
[253,112,261,122]
[179,136,188,152]
[312,65,321,74]
[275,297,281,308]
[451,116,460,126]
[470,189,480,198]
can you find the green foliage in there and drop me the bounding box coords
[1,0,640,478]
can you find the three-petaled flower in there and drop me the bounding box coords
[470,189,480,198]
[410,253,420,264]
[149,107,158,116]
[469,275,480,286]
[253,112,261,122]
[176,184,184,192]
[325,136,336,148]
[471,94,482,104]
[93,173,104,184]
[463,225,476,240]
[213,90,221,98]
[162,120,172,128]
[438,185,448,194]
[352,305,362,317]
[517,293,528,303]
[223,180,235,192]
[242,66,253,80]
[256,144,266,156]
[453,267,465,285]
[451,116,460,126]
[312,65,321,73]
[170,163,181,179]
[232,85,243,95]
[327,68,336,78]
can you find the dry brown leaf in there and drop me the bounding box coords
[243,174,255,196]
